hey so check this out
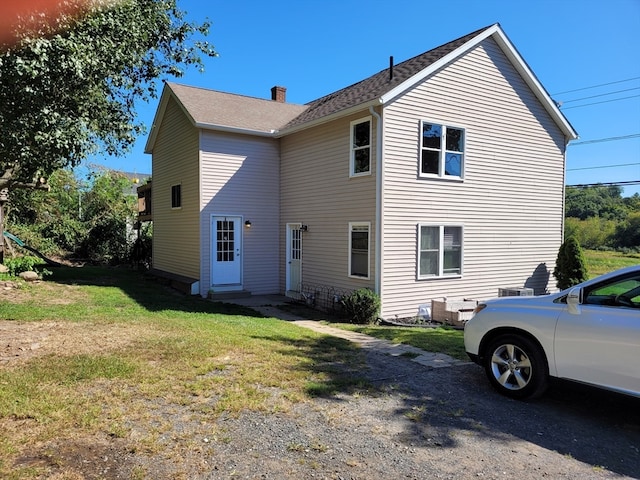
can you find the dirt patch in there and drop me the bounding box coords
[0,280,86,305]
[0,320,147,365]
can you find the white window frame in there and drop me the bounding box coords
[419,120,465,180]
[350,116,372,177]
[417,224,463,279]
[171,184,182,209]
[348,222,371,279]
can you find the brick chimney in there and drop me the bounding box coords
[271,86,286,102]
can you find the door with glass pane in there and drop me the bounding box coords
[286,224,303,297]
[211,216,242,289]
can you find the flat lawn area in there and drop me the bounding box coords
[0,267,367,479]
[333,323,467,360]
[584,249,640,277]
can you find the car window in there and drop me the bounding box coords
[584,274,640,308]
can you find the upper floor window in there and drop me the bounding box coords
[171,184,181,209]
[420,122,465,179]
[349,222,370,279]
[418,225,462,278]
[350,117,371,176]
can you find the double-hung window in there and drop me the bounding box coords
[171,184,182,209]
[350,117,371,176]
[349,222,370,278]
[420,122,465,179]
[418,225,462,278]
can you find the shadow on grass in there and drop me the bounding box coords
[38,265,640,478]
[47,265,263,317]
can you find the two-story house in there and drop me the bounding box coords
[144,23,577,319]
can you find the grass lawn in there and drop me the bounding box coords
[583,249,640,277]
[0,266,368,479]
[1,249,636,477]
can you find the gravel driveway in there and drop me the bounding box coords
[111,313,639,480]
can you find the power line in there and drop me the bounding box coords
[567,162,640,171]
[569,133,640,146]
[552,76,640,96]
[567,180,640,188]
[559,86,640,104]
[561,94,640,110]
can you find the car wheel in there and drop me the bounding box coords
[484,334,548,399]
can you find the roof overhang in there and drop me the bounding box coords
[380,24,578,141]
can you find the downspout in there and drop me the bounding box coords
[369,105,383,315]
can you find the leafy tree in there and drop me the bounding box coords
[0,0,215,261]
[5,168,141,264]
[0,0,215,191]
[565,186,627,221]
[613,212,640,250]
[553,236,588,290]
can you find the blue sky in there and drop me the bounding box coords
[93,0,640,196]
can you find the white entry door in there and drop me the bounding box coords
[286,223,303,298]
[211,216,242,289]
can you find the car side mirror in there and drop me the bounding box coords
[567,287,582,314]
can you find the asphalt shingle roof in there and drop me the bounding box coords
[167,25,493,136]
[283,25,492,129]
[167,83,308,134]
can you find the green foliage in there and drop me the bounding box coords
[564,187,640,250]
[341,288,381,324]
[0,0,216,190]
[4,255,42,276]
[613,212,640,249]
[564,217,617,250]
[5,168,140,264]
[553,237,588,290]
[565,186,627,221]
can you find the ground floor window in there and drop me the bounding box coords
[418,225,462,278]
[349,222,370,278]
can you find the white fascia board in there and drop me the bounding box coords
[195,123,276,137]
[490,28,578,140]
[144,84,199,153]
[276,98,380,137]
[380,25,500,105]
[380,24,578,141]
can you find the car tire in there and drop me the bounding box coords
[484,334,548,400]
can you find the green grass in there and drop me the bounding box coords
[333,323,467,360]
[584,249,640,277]
[0,266,367,478]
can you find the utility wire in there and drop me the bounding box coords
[559,86,640,104]
[567,180,640,188]
[567,162,640,171]
[561,94,640,110]
[569,134,640,146]
[552,76,640,96]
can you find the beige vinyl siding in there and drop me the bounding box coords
[151,96,200,279]
[280,113,377,293]
[381,38,567,318]
[200,131,280,296]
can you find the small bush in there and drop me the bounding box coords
[4,255,42,276]
[553,237,588,290]
[341,288,381,324]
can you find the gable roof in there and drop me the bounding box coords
[144,83,308,152]
[283,25,491,130]
[281,23,576,140]
[145,23,577,153]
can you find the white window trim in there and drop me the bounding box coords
[348,221,371,279]
[419,120,465,181]
[171,183,182,210]
[350,116,372,177]
[417,224,463,279]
